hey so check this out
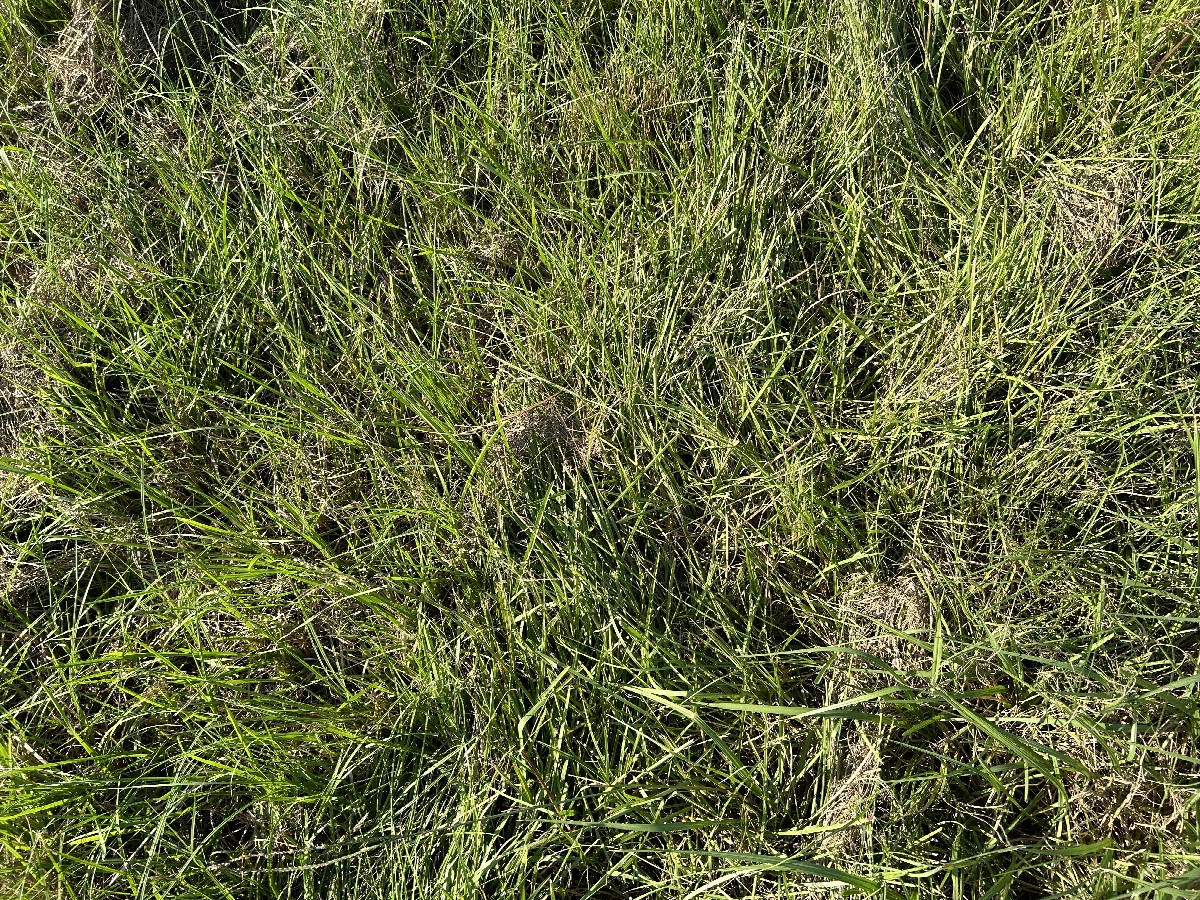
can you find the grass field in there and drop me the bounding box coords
[1,0,1199,896]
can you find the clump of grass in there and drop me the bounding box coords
[2,0,1199,897]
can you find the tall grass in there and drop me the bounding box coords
[1,0,1199,896]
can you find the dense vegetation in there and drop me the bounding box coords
[2,0,1199,896]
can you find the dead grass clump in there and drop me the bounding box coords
[0,337,50,454]
[1049,162,1145,264]
[495,398,582,489]
[46,0,117,106]
[814,728,887,859]
[505,401,575,467]
[0,469,47,535]
[813,573,931,861]
[461,396,588,559]
[0,536,45,608]
[27,247,101,305]
[839,572,931,674]
[1051,718,1196,855]
[39,0,168,116]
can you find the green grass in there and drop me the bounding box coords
[1,0,1199,896]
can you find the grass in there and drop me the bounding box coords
[1,0,1199,896]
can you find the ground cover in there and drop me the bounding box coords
[1,0,1199,896]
